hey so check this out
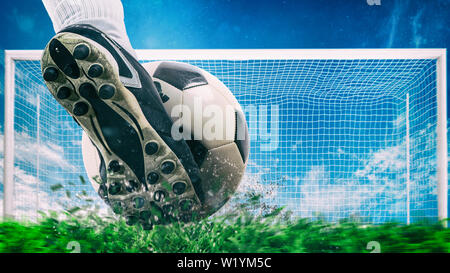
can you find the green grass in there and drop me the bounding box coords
[1,199,449,253]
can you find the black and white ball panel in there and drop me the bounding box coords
[152,61,208,91]
[143,61,249,216]
[181,84,237,149]
[144,61,241,150]
[200,68,244,114]
[144,61,242,110]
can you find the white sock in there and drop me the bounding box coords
[42,0,137,58]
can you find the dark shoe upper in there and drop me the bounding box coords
[59,24,204,201]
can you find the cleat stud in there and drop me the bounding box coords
[43,67,59,81]
[108,181,122,195]
[161,161,175,174]
[73,102,89,116]
[172,182,187,195]
[79,82,97,98]
[147,172,159,185]
[56,86,71,99]
[88,64,103,78]
[108,160,121,173]
[153,190,166,202]
[145,142,159,155]
[99,84,116,99]
[126,216,138,226]
[179,199,193,212]
[133,197,145,209]
[73,44,90,60]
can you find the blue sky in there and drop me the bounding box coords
[0,0,449,221]
[0,0,448,49]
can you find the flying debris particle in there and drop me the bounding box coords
[50,184,64,191]
[79,176,87,185]
[67,207,81,214]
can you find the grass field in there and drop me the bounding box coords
[0,194,448,253]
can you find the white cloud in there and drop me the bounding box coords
[294,120,439,222]
[355,144,406,178]
[4,131,76,171]
[295,162,406,221]
[212,138,414,222]
[0,142,65,220]
[0,129,96,220]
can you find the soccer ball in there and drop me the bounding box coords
[82,61,249,218]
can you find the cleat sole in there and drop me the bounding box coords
[41,32,204,224]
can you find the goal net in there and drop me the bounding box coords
[2,49,447,224]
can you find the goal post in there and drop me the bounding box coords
[3,50,43,219]
[436,51,448,226]
[2,49,448,224]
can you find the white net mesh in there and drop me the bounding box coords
[7,54,441,223]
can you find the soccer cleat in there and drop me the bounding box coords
[41,24,204,224]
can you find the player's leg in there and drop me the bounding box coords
[41,0,203,227]
[42,0,136,58]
